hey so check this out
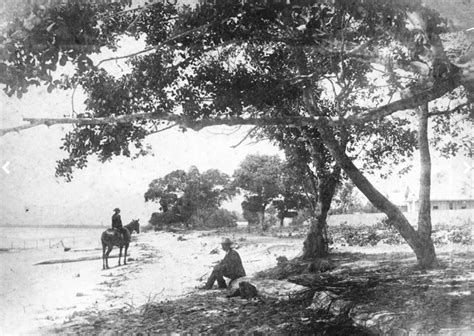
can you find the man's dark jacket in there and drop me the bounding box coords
[218,249,246,280]
[112,213,122,230]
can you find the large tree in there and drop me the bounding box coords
[144,166,233,228]
[1,0,472,268]
[232,154,283,230]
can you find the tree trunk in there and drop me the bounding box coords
[302,148,341,259]
[316,120,438,268]
[416,103,438,267]
[259,206,268,231]
[302,174,338,259]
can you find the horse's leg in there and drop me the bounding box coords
[105,246,113,269]
[102,242,106,270]
[118,246,122,266]
[124,244,128,265]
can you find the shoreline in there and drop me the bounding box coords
[0,224,104,229]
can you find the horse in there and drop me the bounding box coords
[101,219,139,270]
[124,218,140,234]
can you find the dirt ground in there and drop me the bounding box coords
[42,228,473,335]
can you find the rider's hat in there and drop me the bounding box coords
[221,238,233,246]
[113,208,120,212]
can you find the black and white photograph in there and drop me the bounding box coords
[0,0,473,334]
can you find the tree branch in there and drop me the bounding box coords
[231,126,258,148]
[0,121,46,137]
[0,74,468,137]
[358,76,464,121]
[428,102,472,117]
[95,23,212,67]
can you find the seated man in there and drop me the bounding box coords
[203,238,246,289]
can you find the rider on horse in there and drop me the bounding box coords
[112,208,130,242]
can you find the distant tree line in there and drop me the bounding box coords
[144,154,381,231]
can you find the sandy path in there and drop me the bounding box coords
[0,231,303,335]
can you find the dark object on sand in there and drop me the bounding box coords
[227,281,258,299]
[59,240,71,252]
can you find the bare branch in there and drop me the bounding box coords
[146,122,178,134]
[231,126,258,148]
[0,121,45,137]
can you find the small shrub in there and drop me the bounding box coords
[204,208,238,229]
[448,228,472,245]
[290,210,313,227]
[263,215,278,229]
[329,223,382,247]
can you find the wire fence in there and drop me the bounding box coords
[0,227,104,251]
[4,237,79,250]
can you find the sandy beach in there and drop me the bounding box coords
[0,230,304,335]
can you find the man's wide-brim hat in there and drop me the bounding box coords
[221,238,233,245]
[113,208,120,212]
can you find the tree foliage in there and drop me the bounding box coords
[145,166,233,228]
[233,154,283,229]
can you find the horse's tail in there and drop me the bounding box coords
[100,231,107,247]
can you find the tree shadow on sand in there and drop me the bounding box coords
[48,250,473,335]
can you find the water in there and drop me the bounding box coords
[0,226,107,335]
[0,226,105,250]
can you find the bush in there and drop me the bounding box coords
[448,227,472,245]
[329,223,383,246]
[328,218,472,247]
[290,210,313,227]
[207,209,238,228]
[148,211,187,230]
[190,208,238,229]
[263,215,278,230]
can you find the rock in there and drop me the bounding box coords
[209,248,219,254]
[177,235,187,241]
[351,309,408,335]
[308,291,335,311]
[228,277,311,301]
[330,299,354,316]
[76,292,85,297]
[307,291,354,317]
[276,256,288,266]
[247,324,274,335]
[307,258,333,273]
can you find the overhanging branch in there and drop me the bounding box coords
[1,75,469,137]
[0,121,45,137]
